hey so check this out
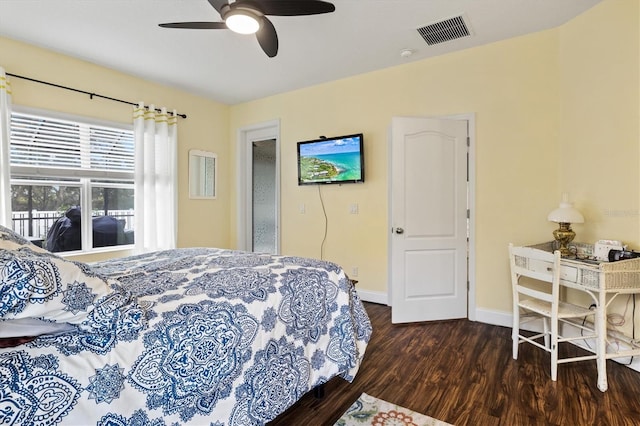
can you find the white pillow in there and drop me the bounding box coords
[1,225,116,327]
[0,224,48,253]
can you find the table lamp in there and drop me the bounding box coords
[547,193,584,257]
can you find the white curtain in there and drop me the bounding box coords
[133,103,178,252]
[0,67,12,228]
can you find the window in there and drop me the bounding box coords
[9,108,135,253]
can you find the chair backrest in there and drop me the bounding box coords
[509,244,561,308]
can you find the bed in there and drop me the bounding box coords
[0,225,371,425]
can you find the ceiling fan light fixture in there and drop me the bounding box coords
[225,10,261,34]
[157,0,336,57]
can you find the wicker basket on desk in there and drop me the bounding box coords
[597,259,640,290]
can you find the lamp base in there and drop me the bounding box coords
[553,222,575,257]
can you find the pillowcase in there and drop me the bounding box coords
[0,225,147,338]
[0,224,49,253]
[0,232,115,326]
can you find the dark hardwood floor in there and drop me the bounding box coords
[268,302,640,426]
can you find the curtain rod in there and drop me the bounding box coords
[6,72,187,119]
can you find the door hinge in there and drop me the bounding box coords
[466,209,470,219]
[466,136,470,147]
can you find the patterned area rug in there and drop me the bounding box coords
[335,393,453,426]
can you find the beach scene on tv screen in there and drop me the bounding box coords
[299,136,362,183]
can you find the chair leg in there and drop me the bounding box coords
[543,317,550,349]
[550,319,558,381]
[512,307,520,360]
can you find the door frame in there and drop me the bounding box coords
[387,113,476,321]
[236,119,281,253]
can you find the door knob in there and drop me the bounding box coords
[394,227,404,234]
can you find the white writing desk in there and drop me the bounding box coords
[528,242,640,392]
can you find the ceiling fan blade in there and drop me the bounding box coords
[240,0,335,16]
[256,17,278,58]
[159,22,227,29]
[207,0,228,14]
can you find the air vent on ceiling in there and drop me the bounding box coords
[417,15,471,46]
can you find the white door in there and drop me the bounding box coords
[389,117,468,323]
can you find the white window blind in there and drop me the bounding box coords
[10,112,134,176]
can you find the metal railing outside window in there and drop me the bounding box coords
[9,107,135,253]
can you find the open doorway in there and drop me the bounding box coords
[252,139,277,253]
[236,120,280,253]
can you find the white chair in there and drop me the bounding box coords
[510,243,599,381]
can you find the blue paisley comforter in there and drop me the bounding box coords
[0,248,372,425]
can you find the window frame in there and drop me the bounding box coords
[9,105,135,255]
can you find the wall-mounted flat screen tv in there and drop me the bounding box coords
[297,133,364,185]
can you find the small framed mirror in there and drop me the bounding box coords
[189,149,217,199]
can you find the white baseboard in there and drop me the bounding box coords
[357,289,388,305]
[474,307,512,328]
[476,307,640,374]
[560,319,640,373]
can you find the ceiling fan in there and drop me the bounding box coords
[159,0,336,58]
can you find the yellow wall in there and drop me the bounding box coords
[557,0,640,335]
[230,27,561,311]
[559,0,639,245]
[2,0,638,322]
[1,36,232,260]
[230,0,639,316]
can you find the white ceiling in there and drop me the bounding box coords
[0,0,602,105]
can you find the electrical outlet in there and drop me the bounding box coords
[299,203,305,214]
[351,266,358,277]
[349,203,359,214]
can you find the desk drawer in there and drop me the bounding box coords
[560,264,578,283]
[522,258,578,283]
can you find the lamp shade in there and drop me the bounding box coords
[547,193,584,223]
